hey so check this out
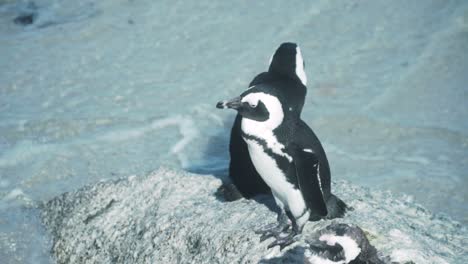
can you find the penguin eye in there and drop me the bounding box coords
[249,101,258,108]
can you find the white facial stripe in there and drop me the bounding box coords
[241,92,291,161]
[295,47,307,86]
[319,234,361,262]
[241,94,258,107]
[242,96,258,107]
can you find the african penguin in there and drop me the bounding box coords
[306,223,384,264]
[227,42,307,200]
[216,83,347,250]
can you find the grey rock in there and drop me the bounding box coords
[41,168,467,264]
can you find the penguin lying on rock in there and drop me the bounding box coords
[225,42,307,200]
[216,61,347,249]
[260,223,385,263]
[306,223,384,264]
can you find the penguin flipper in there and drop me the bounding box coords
[291,145,328,217]
[229,114,271,198]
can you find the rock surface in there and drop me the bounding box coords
[41,168,467,263]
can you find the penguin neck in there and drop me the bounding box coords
[240,117,292,162]
[240,112,282,140]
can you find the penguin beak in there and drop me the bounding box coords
[216,96,242,110]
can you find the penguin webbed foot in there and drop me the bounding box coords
[254,222,278,233]
[267,230,299,250]
[255,222,290,242]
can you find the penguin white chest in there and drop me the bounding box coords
[244,138,299,205]
[240,114,306,214]
[245,139,287,192]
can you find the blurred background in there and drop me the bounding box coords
[1,0,467,263]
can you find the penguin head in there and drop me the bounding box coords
[307,223,383,264]
[268,42,307,86]
[217,85,290,130]
[216,42,308,130]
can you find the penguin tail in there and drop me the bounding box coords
[326,194,349,219]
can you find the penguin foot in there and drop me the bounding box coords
[267,232,299,251]
[254,222,278,233]
[259,230,282,242]
[255,223,290,242]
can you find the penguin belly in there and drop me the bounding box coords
[244,139,306,215]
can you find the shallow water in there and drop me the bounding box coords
[1,0,467,263]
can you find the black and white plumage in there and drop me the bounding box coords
[216,72,347,249]
[227,42,307,199]
[306,223,384,264]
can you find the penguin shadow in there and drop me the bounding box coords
[185,117,231,179]
[185,116,278,214]
[258,246,308,263]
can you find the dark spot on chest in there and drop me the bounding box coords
[242,132,298,187]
